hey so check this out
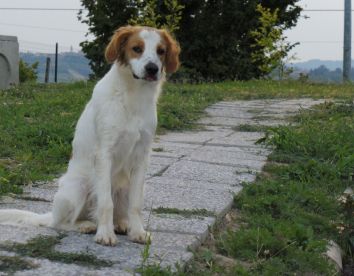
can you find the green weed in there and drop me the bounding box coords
[0,255,38,274]
[232,124,269,132]
[153,207,215,218]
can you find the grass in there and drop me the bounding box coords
[0,234,112,268]
[0,82,93,195]
[1,80,353,195]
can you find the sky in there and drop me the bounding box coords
[0,0,352,62]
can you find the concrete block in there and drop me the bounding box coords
[144,176,239,214]
[187,146,267,167]
[0,35,19,89]
[0,197,52,214]
[0,225,58,244]
[162,160,256,185]
[55,232,195,270]
[151,141,200,158]
[14,258,132,276]
[156,128,233,144]
[207,131,264,147]
[143,211,215,238]
[22,186,57,202]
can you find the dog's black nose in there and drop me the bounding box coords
[145,62,158,75]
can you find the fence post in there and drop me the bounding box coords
[55,42,58,83]
[45,57,50,83]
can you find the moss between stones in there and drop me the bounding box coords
[0,255,38,274]
[0,234,112,268]
[153,207,215,218]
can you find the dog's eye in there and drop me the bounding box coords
[132,46,143,54]
[157,48,165,56]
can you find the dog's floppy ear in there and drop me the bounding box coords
[105,26,135,64]
[160,30,181,74]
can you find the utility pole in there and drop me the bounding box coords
[55,42,58,83]
[343,0,352,82]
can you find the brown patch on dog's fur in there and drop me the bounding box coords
[105,26,142,64]
[159,30,181,73]
[125,32,145,61]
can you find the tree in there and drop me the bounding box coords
[19,59,38,83]
[175,0,301,81]
[250,4,298,79]
[128,0,184,33]
[78,0,138,78]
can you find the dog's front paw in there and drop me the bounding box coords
[114,219,129,235]
[128,230,152,244]
[78,221,97,234]
[94,228,118,246]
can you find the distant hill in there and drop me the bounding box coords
[288,59,354,83]
[20,53,353,83]
[20,52,92,83]
[291,59,354,71]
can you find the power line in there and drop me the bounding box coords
[0,7,352,12]
[0,8,82,11]
[294,41,354,44]
[0,22,86,33]
[303,9,354,12]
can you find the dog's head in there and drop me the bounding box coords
[105,26,180,82]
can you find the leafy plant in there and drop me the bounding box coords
[19,59,38,83]
[250,4,297,79]
[129,0,184,33]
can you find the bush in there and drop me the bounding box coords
[19,59,38,83]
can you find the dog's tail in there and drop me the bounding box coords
[0,209,52,227]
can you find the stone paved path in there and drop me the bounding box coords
[0,99,325,275]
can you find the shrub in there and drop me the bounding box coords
[19,59,38,83]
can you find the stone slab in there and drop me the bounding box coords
[143,212,215,238]
[156,128,233,144]
[0,198,52,214]
[146,163,168,178]
[151,141,201,158]
[0,225,58,244]
[205,107,254,119]
[22,186,57,202]
[55,231,195,270]
[149,156,178,167]
[144,176,239,214]
[198,116,252,127]
[187,145,268,166]
[14,258,132,276]
[162,160,256,185]
[206,131,265,147]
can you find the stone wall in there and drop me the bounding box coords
[0,35,19,89]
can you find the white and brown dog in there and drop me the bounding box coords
[0,26,180,246]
